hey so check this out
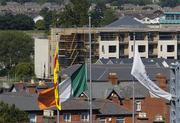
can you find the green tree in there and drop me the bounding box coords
[14,62,34,80]
[100,8,117,26]
[35,20,45,30]
[0,102,28,123]
[60,0,90,27]
[0,31,34,74]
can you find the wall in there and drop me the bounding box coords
[34,38,49,78]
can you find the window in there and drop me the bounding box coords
[63,113,71,122]
[130,32,145,40]
[29,114,36,123]
[100,32,116,41]
[136,101,141,111]
[109,45,116,53]
[154,114,164,121]
[99,118,106,123]
[160,45,163,51]
[138,45,146,52]
[167,45,174,52]
[131,45,133,52]
[81,112,89,122]
[102,45,105,53]
[167,57,174,59]
[116,117,125,123]
[159,32,173,40]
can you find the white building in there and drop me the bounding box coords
[34,38,49,79]
[33,15,44,23]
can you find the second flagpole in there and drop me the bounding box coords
[132,32,136,123]
[88,12,93,123]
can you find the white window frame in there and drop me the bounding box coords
[29,114,36,123]
[63,113,71,122]
[99,118,106,123]
[136,100,141,111]
[116,117,125,123]
[81,112,89,122]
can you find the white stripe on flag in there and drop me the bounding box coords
[58,78,71,103]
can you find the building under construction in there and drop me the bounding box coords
[49,16,180,75]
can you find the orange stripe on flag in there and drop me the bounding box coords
[37,87,56,110]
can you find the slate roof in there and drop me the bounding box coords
[0,92,39,111]
[61,64,171,81]
[0,92,132,116]
[62,98,132,116]
[85,82,150,99]
[106,16,147,28]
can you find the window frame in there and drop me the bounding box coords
[81,112,89,122]
[136,100,142,112]
[63,113,71,122]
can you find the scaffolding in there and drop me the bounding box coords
[57,28,99,68]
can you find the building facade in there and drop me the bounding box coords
[49,27,180,71]
[34,38,50,79]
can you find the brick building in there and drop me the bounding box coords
[0,64,172,123]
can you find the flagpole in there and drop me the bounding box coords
[89,13,93,123]
[132,32,136,123]
[57,109,60,123]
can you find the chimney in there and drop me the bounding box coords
[37,80,48,92]
[155,73,167,90]
[26,80,37,94]
[108,73,119,85]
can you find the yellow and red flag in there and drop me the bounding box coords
[53,44,61,110]
[37,44,61,110]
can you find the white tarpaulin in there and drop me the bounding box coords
[131,44,172,101]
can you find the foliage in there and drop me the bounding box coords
[60,0,90,27]
[0,31,34,73]
[13,62,34,80]
[35,20,46,30]
[0,14,34,30]
[0,102,29,123]
[100,8,117,26]
[39,8,58,29]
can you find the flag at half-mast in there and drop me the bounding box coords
[131,44,172,101]
[54,44,61,110]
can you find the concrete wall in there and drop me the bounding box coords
[34,38,49,78]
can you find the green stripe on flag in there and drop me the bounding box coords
[71,64,88,97]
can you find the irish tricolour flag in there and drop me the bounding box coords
[59,64,88,103]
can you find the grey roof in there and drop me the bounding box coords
[62,64,171,81]
[0,92,39,111]
[62,98,132,116]
[106,16,147,28]
[85,82,150,99]
[0,92,132,115]
[98,100,132,115]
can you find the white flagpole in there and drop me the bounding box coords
[132,32,136,123]
[89,13,93,123]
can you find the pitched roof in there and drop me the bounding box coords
[106,16,147,28]
[0,92,39,111]
[61,64,171,81]
[85,82,150,99]
[62,98,132,116]
[0,92,132,116]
